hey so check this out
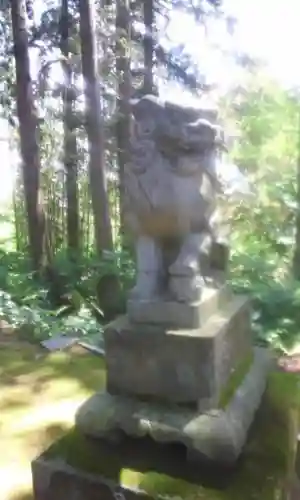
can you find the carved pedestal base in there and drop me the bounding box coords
[76,348,271,466]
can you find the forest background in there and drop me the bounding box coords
[1,0,300,355]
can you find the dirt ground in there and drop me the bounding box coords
[0,326,105,500]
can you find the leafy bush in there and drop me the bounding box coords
[230,248,300,353]
[0,289,103,341]
[0,247,135,342]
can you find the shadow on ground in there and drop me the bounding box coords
[1,340,300,500]
[0,342,105,414]
[0,341,105,500]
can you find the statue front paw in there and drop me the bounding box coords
[129,273,160,301]
[169,255,199,277]
[169,274,206,302]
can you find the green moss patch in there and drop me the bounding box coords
[218,351,254,408]
[44,370,300,500]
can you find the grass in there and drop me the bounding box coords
[0,339,106,500]
[0,320,299,499]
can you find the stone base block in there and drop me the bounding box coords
[32,366,299,500]
[127,285,230,329]
[76,348,271,465]
[105,295,252,408]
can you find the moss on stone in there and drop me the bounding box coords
[218,351,254,409]
[44,370,300,500]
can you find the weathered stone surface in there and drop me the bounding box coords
[104,295,251,407]
[32,368,300,500]
[32,456,150,500]
[128,284,230,328]
[75,348,271,465]
[125,94,231,303]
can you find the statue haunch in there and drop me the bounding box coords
[124,95,229,303]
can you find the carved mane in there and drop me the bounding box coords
[124,95,224,237]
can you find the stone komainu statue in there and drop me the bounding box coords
[124,94,229,303]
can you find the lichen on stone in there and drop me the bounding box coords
[44,370,300,500]
[218,351,254,409]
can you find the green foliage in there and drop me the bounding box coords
[2,2,300,353]
[0,244,135,342]
[226,73,300,353]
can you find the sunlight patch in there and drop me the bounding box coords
[0,464,31,500]
[5,398,84,435]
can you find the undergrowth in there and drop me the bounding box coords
[230,241,300,354]
[1,223,300,354]
[0,246,135,342]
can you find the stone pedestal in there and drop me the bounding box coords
[105,295,251,408]
[76,347,270,465]
[76,288,271,465]
[32,370,298,500]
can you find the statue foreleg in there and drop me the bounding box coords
[129,235,163,300]
[169,233,212,302]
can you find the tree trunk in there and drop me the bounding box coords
[10,0,44,271]
[78,0,113,253]
[116,0,131,243]
[143,0,154,94]
[60,0,80,258]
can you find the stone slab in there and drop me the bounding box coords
[30,437,238,500]
[41,336,79,351]
[104,295,252,407]
[127,285,230,329]
[32,367,299,500]
[76,348,271,465]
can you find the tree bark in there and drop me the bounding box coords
[10,0,44,271]
[143,0,154,94]
[60,0,80,258]
[116,0,131,243]
[79,0,113,253]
